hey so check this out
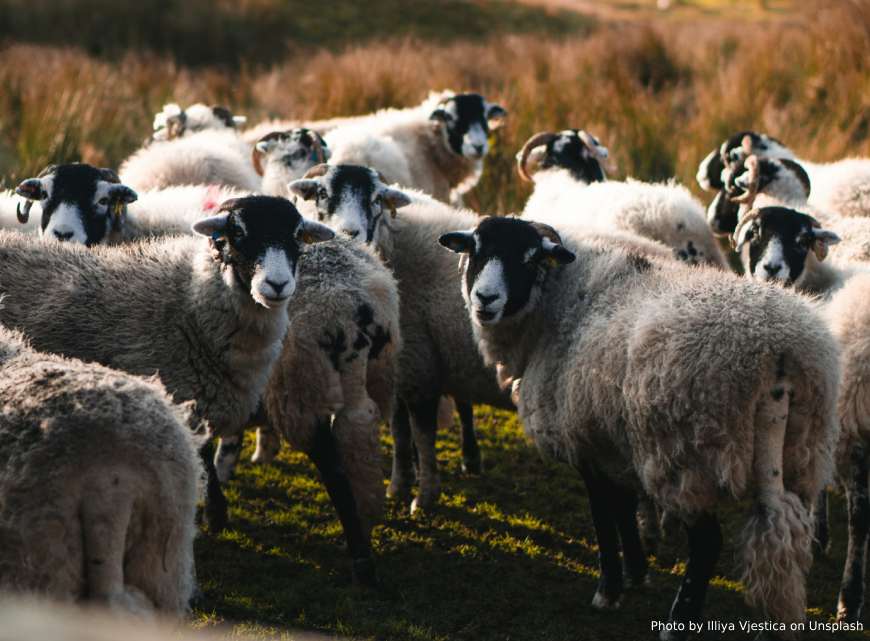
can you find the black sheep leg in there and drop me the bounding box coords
[665,512,722,640]
[308,417,375,586]
[456,400,482,474]
[613,485,648,587]
[387,401,415,501]
[837,446,870,623]
[201,439,229,534]
[580,464,624,608]
[813,488,830,555]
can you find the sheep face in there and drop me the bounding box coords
[253,129,329,186]
[192,195,334,309]
[519,130,608,184]
[15,164,137,246]
[696,130,793,191]
[288,164,411,244]
[440,217,574,326]
[733,206,839,287]
[429,93,506,160]
[152,103,246,141]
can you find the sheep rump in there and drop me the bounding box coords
[0,326,202,616]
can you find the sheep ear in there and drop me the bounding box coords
[15,178,47,201]
[296,218,335,244]
[381,188,412,216]
[288,179,319,201]
[109,184,138,205]
[233,115,247,126]
[541,237,575,266]
[255,139,277,153]
[429,108,452,124]
[439,231,475,254]
[192,213,230,238]
[485,102,507,130]
[812,230,841,262]
[697,148,725,191]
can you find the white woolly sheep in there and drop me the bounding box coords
[0,325,202,616]
[0,198,335,532]
[517,130,727,268]
[440,215,839,639]
[731,204,870,623]
[697,130,870,218]
[151,102,247,142]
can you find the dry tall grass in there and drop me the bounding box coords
[0,0,867,217]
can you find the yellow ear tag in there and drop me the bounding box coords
[112,201,124,218]
[301,232,316,244]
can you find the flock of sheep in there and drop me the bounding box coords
[1,89,870,640]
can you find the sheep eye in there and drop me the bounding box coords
[98,197,110,206]
[317,188,328,201]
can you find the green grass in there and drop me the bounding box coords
[193,407,869,640]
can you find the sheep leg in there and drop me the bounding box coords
[387,401,415,501]
[409,396,441,513]
[837,446,869,623]
[580,464,624,609]
[200,440,229,534]
[662,512,722,641]
[613,485,648,588]
[308,417,375,587]
[213,435,242,484]
[457,400,482,475]
[250,403,281,464]
[636,495,661,558]
[813,489,830,556]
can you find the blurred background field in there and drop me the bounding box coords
[0,1,868,639]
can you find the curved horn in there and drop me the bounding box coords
[16,200,33,224]
[741,134,755,157]
[308,132,326,164]
[251,146,265,176]
[729,155,760,206]
[528,220,564,245]
[731,207,762,251]
[303,163,330,179]
[577,130,608,160]
[516,131,558,182]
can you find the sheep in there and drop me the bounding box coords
[697,130,870,218]
[439,215,840,639]
[119,130,260,193]
[8,163,253,246]
[731,204,870,623]
[0,197,335,534]
[151,102,247,142]
[0,325,202,616]
[252,128,330,196]
[516,130,727,268]
[289,166,528,509]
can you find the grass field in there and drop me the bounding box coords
[1,1,869,639]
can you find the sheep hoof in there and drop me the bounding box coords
[591,591,621,610]
[352,557,377,588]
[836,599,862,623]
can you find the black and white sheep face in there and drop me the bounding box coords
[696,130,793,191]
[733,206,839,287]
[440,217,575,326]
[15,164,137,246]
[192,195,335,309]
[253,129,329,183]
[288,164,411,244]
[706,190,740,236]
[152,103,246,141]
[544,130,608,183]
[430,93,506,160]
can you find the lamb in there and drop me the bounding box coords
[9,163,249,246]
[0,325,202,616]
[731,204,870,623]
[439,215,839,639]
[516,130,727,268]
[697,130,870,218]
[151,102,247,142]
[119,130,259,193]
[0,197,335,534]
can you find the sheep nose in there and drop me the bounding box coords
[476,292,499,307]
[53,230,74,241]
[266,279,289,295]
[763,262,782,276]
[473,144,485,156]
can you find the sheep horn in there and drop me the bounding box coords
[303,163,330,179]
[16,200,33,224]
[516,131,558,182]
[251,147,265,176]
[529,220,564,245]
[729,155,760,206]
[741,134,755,157]
[577,130,608,160]
[731,208,762,251]
[308,133,326,164]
